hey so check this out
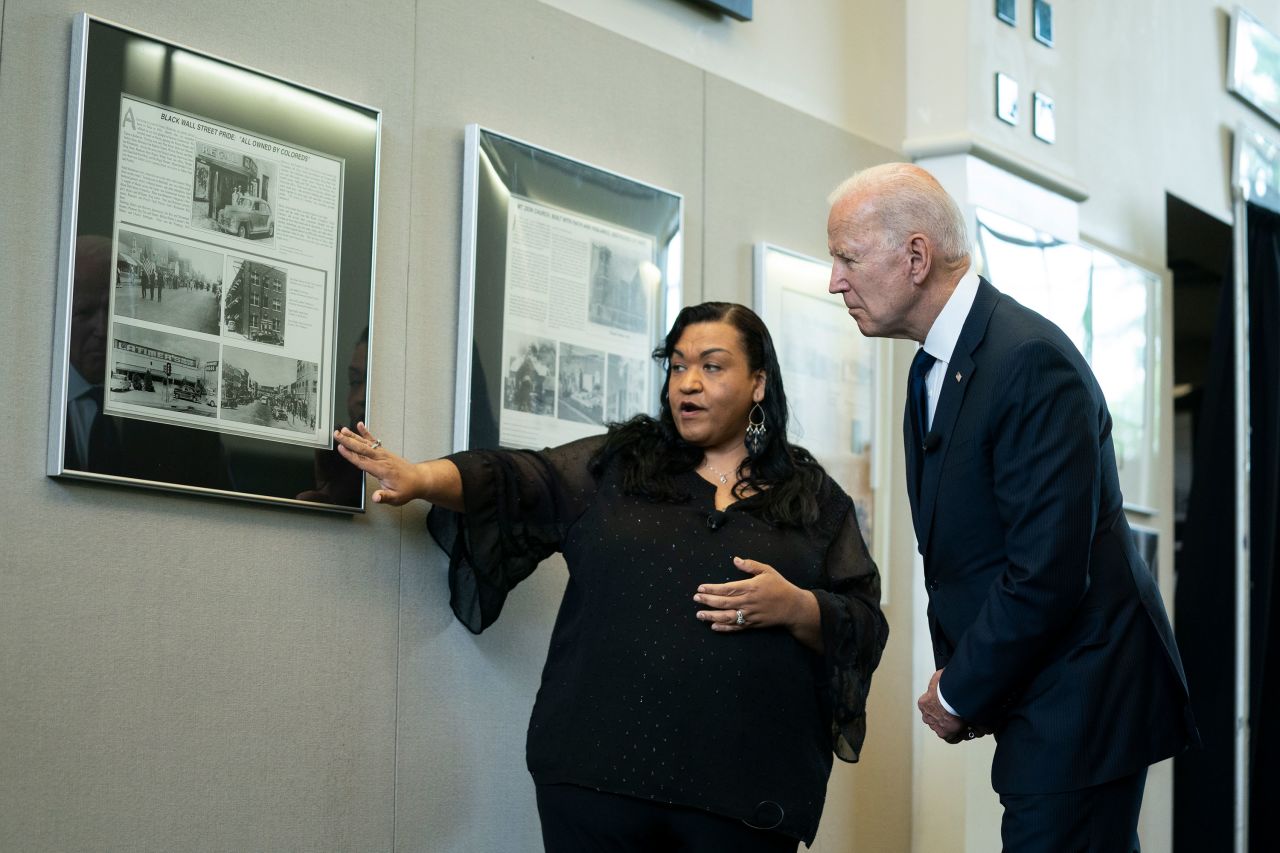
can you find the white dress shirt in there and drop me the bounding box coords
[919,265,980,432]
[916,265,980,718]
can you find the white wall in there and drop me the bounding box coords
[539,0,906,153]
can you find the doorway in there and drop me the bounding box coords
[1168,192,1230,852]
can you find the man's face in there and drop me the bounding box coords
[827,194,917,340]
[69,237,112,382]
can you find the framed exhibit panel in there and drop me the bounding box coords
[1228,5,1280,128]
[753,243,887,593]
[456,125,683,452]
[48,15,381,512]
[974,208,1160,513]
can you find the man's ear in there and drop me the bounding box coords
[907,233,932,285]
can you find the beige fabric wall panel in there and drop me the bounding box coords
[392,1,704,851]
[701,74,900,303]
[0,1,415,851]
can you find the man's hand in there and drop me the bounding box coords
[918,668,968,742]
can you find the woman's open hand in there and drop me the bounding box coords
[693,557,822,650]
[334,421,424,506]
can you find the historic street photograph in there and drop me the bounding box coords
[502,333,557,416]
[221,346,319,435]
[106,323,219,418]
[556,343,605,425]
[190,143,278,244]
[114,228,224,336]
[224,258,288,347]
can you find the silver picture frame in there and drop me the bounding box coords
[455,125,683,453]
[1033,0,1054,47]
[1228,5,1280,128]
[996,72,1020,126]
[995,0,1016,27]
[48,14,382,512]
[1033,91,1057,144]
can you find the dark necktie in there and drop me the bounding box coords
[908,347,937,450]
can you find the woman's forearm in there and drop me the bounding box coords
[417,458,464,511]
[789,590,824,653]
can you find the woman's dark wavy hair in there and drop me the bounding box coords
[589,301,825,527]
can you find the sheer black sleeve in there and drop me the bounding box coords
[425,435,604,634]
[811,483,889,762]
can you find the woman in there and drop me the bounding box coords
[335,302,888,851]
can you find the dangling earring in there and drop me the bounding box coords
[745,403,767,457]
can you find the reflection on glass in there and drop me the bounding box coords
[975,209,1158,508]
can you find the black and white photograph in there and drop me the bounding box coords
[556,344,605,426]
[106,322,219,418]
[502,333,557,416]
[49,16,378,508]
[221,346,320,435]
[605,353,647,423]
[190,142,278,243]
[114,229,224,336]
[223,258,288,347]
[587,242,649,334]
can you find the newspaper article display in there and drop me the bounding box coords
[498,197,659,449]
[769,254,877,548]
[104,96,342,448]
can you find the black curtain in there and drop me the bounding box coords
[1175,201,1280,852]
[1245,204,1280,846]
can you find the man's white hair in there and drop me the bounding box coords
[828,162,970,265]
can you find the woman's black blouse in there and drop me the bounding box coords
[426,435,887,844]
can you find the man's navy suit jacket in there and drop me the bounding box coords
[907,277,1198,795]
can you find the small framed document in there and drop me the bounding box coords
[48,15,381,511]
[456,125,683,452]
[1229,6,1280,128]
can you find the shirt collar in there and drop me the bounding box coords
[922,265,980,366]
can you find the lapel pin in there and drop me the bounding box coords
[955,371,963,383]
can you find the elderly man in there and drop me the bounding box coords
[827,162,1197,851]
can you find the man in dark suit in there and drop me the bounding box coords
[826,163,1197,851]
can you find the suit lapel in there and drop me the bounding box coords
[914,278,1000,555]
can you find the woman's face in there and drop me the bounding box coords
[666,320,765,454]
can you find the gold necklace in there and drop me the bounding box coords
[702,460,734,485]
